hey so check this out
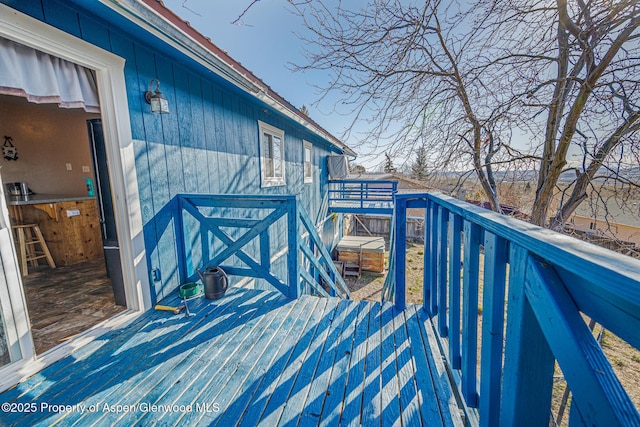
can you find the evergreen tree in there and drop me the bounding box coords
[411,145,428,181]
[383,152,396,173]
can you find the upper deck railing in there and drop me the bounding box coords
[386,192,640,426]
[328,179,397,215]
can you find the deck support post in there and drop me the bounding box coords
[288,196,300,299]
[500,245,554,426]
[394,196,407,310]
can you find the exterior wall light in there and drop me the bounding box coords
[144,78,169,114]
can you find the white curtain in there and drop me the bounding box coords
[0,37,100,113]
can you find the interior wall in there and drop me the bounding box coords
[0,95,99,196]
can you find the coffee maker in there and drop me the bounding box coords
[6,182,30,197]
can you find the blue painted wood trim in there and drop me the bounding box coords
[448,213,462,370]
[422,199,431,313]
[175,195,188,286]
[461,220,480,408]
[394,196,407,310]
[287,197,300,299]
[298,201,349,298]
[429,202,439,315]
[479,232,508,427]
[500,245,554,426]
[525,256,640,426]
[437,205,449,337]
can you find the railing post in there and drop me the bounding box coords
[448,213,462,369]
[175,195,188,285]
[394,196,407,310]
[479,232,508,426]
[500,245,554,426]
[287,197,299,299]
[461,220,481,407]
[437,206,449,336]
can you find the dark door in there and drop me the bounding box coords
[87,119,126,306]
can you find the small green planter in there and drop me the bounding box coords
[179,282,201,299]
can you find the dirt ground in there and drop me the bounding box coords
[345,242,640,423]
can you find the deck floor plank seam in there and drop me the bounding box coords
[172,294,296,425]
[380,302,402,427]
[237,297,329,427]
[54,288,261,426]
[317,300,364,426]
[361,301,383,425]
[139,292,289,426]
[192,294,313,425]
[404,305,448,426]
[106,291,287,426]
[338,300,373,427]
[394,305,425,427]
[255,298,336,426]
[2,305,173,405]
[298,299,361,426]
[6,290,244,427]
[0,290,463,427]
[213,296,320,427]
[416,307,465,427]
[275,298,344,426]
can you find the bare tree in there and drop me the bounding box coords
[284,0,640,227]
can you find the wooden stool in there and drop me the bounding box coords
[12,224,56,276]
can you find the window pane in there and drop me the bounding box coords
[263,133,274,177]
[272,136,282,177]
[304,146,311,163]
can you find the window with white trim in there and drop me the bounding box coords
[303,140,313,183]
[258,121,286,187]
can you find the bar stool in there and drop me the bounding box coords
[12,224,56,276]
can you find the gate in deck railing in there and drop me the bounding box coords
[328,179,396,215]
[387,192,640,426]
[177,194,348,300]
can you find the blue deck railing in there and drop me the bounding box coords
[386,192,640,426]
[177,194,349,300]
[328,179,397,215]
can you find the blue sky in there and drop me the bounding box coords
[162,0,374,166]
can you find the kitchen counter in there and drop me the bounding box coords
[7,197,102,266]
[6,194,95,205]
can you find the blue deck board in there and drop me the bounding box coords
[405,305,450,425]
[276,298,342,425]
[339,300,372,427]
[394,306,423,426]
[298,299,359,426]
[235,297,325,427]
[214,296,319,426]
[0,288,462,426]
[362,301,383,424]
[140,291,288,426]
[317,300,362,425]
[74,289,262,426]
[380,302,402,427]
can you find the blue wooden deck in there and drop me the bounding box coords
[0,287,462,426]
[328,180,396,215]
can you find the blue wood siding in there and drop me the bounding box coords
[3,0,342,301]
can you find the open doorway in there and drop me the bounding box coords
[0,5,150,386]
[0,94,125,354]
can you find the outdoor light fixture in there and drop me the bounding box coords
[144,78,169,114]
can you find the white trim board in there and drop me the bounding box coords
[0,3,152,390]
